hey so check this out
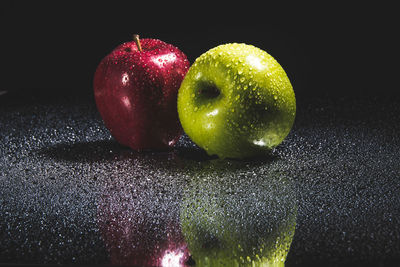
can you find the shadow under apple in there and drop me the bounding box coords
[37,135,217,164]
[37,139,131,163]
[37,132,280,165]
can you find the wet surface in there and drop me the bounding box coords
[1,91,400,266]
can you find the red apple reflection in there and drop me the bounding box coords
[93,35,190,150]
[97,166,190,266]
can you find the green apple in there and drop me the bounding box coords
[180,160,297,267]
[177,43,296,159]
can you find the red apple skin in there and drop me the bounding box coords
[94,38,190,150]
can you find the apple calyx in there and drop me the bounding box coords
[198,81,220,99]
[133,34,143,52]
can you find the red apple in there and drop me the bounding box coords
[94,35,190,150]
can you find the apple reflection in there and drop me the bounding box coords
[180,160,297,267]
[96,151,296,267]
[96,153,190,267]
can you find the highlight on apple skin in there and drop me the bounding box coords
[94,35,190,151]
[177,43,296,159]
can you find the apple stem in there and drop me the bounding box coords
[133,34,143,52]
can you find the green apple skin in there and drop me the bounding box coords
[177,43,296,159]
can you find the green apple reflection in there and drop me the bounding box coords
[180,160,297,267]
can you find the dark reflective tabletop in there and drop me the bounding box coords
[1,91,399,266]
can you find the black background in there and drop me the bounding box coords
[1,1,397,100]
[1,2,400,266]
